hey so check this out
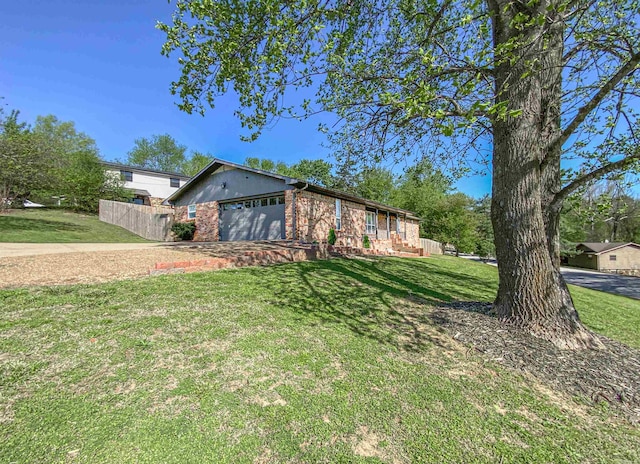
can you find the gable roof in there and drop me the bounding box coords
[164,158,420,220]
[101,161,191,180]
[577,242,640,254]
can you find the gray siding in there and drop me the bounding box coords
[174,167,293,206]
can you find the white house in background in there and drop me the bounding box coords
[102,161,191,206]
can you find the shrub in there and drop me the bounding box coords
[363,235,371,248]
[327,228,337,245]
[172,221,196,241]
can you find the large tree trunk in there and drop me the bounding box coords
[490,0,601,349]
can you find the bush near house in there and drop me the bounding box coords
[327,228,337,245]
[171,221,196,241]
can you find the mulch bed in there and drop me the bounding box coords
[431,302,640,424]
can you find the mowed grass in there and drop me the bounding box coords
[1,256,639,463]
[0,209,149,243]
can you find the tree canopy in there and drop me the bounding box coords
[126,134,188,173]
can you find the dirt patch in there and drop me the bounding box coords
[0,247,217,288]
[431,302,640,423]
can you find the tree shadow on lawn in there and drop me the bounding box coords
[244,257,496,353]
[0,216,89,235]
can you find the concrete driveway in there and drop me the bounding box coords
[459,254,640,300]
[0,242,166,258]
[560,266,640,300]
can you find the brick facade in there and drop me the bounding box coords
[294,190,366,246]
[174,200,219,241]
[284,190,295,240]
[173,187,419,249]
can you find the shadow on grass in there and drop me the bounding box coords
[0,216,89,234]
[242,257,496,353]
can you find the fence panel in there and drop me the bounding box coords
[420,238,443,255]
[99,200,175,241]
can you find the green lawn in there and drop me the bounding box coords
[1,256,638,463]
[0,209,150,242]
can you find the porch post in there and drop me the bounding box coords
[386,211,390,239]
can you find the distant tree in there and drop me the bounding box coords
[287,159,336,187]
[393,159,451,237]
[427,193,479,257]
[33,115,127,212]
[126,134,187,173]
[0,110,52,209]
[473,195,495,259]
[182,151,214,176]
[1,112,127,212]
[355,167,396,204]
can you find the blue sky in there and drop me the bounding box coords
[0,0,492,198]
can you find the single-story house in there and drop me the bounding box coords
[568,242,640,272]
[163,158,420,249]
[102,161,191,206]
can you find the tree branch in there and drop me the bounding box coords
[551,50,640,153]
[551,151,640,209]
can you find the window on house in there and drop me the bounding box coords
[335,199,342,230]
[170,178,180,188]
[244,201,252,208]
[188,204,196,219]
[610,255,617,261]
[366,211,376,234]
[269,197,277,206]
[120,170,133,182]
[277,196,285,205]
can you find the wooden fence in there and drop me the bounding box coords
[420,238,444,255]
[99,200,175,241]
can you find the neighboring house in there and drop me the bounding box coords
[164,158,420,248]
[102,162,191,206]
[568,242,640,273]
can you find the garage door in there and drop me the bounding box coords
[219,195,286,241]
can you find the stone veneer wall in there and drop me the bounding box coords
[284,190,295,240]
[405,219,420,248]
[174,200,219,241]
[295,190,366,246]
[149,197,165,207]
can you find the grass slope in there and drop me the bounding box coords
[0,209,149,243]
[1,256,639,463]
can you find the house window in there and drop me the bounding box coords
[366,211,376,234]
[396,215,401,234]
[610,255,617,261]
[188,204,196,219]
[335,199,342,230]
[120,170,133,182]
[269,197,277,206]
[170,178,180,188]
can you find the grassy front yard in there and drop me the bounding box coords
[0,209,149,242]
[1,256,639,462]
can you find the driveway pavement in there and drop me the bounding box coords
[0,242,165,258]
[560,266,640,300]
[459,254,640,300]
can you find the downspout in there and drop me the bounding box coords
[292,182,308,241]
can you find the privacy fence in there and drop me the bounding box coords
[99,200,175,241]
[420,238,444,255]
